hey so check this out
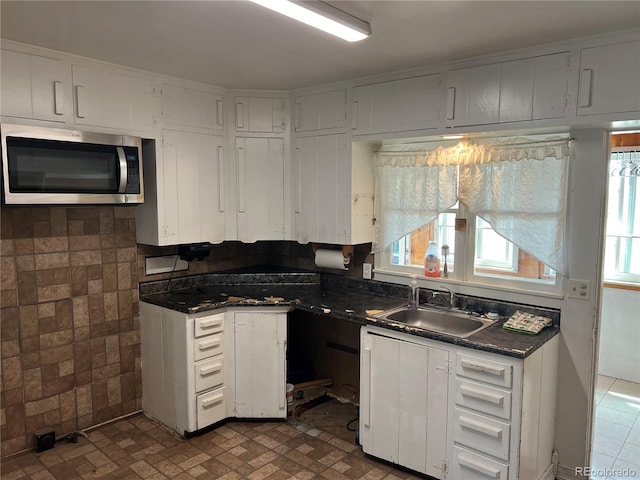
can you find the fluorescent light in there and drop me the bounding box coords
[250,0,370,42]
[442,135,464,140]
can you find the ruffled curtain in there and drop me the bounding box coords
[372,136,570,275]
[372,143,459,253]
[458,137,570,274]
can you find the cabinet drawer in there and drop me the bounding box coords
[197,386,226,429]
[194,355,224,393]
[455,353,513,388]
[195,314,224,338]
[453,407,511,461]
[194,333,224,361]
[450,445,509,480]
[455,378,512,420]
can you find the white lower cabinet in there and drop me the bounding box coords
[360,326,559,480]
[140,302,287,436]
[233,311,287,418]
[360,327,449,478]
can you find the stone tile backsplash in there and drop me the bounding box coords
[0,206,140,457]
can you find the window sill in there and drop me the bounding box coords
[373,268,565,304]
[603,281,640,292]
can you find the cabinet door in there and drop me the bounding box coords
[73,65,158,130]
[293,89,346,132]
[236,137,285,241]
[500,53,570,122]
[161,130,226,244]
[0,50,32,119]
[361,332,449,478]
[446,64,501,127]
[1,50,70,122]
[578,40,640,116]
[352,74,441,135]
[234,312,287,418]
[294,134,349,244]
[162,84,224,131]
[235,97,285,133]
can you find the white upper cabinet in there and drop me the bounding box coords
[352,74,442,135]
[161,129,226,245]
[294,135,373,245]
[235,96,285,133]
[446,63,501,127]
[235,137,285,242]
[161,83,224,131]
[293,88,347,132]
[446,52,571,127]
[500,53,570,122]
[72,65,159,130]
[577,39,640,117]
[1,50,72,123]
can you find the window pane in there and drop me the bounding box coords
[473,218,556,283]
[604,151,639,283]
[389,212,455,274]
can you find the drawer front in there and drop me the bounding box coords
[195,313,224,338]
[197,386,226,429]
[455,353,513,388]
[195,355,224,393]
[455,378,512,420]
[450,445,509,480]
[194,333,224,361]
[453,407,511,461]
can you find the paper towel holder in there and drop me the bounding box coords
[311,243,354,261]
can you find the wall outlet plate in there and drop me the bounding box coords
[363,263,372,279]
[567,279,591,300]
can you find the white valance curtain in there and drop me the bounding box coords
[373,136,571,274]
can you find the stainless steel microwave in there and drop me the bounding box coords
[1,123,143,205]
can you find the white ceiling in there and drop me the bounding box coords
[1,1,639,91]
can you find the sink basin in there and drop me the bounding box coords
[374,305,495,338]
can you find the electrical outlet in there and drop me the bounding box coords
[363,263,372,279]
[567,279,591,300]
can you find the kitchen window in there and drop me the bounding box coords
[373,135,568,293]
[604,146,640,285]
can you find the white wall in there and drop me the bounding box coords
[598,287,640,383]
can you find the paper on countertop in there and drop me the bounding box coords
[503,310,552,335]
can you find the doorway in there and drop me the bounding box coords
[591,132,640,478]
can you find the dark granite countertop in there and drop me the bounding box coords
[139,271,560,359]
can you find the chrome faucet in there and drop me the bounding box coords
[432,286,455,308]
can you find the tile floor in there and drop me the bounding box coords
[0,410,425,480]
[591,375,640,480]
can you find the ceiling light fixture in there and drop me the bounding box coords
[249,0,371,42]
[442,135,464,140]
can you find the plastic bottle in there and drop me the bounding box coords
[424,241,441,277]
[408,275,419,309]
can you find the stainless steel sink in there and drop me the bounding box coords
[374,305,495,338]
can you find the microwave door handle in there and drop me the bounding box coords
[117,147,128,193]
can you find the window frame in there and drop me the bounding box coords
[603,147,640,285]
[376,205,561,295]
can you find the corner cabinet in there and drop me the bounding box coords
[360,326,559,480]
[293,88,347,133]
[235,137,285,242]
[232,311,287,418]
[140,303,288,436]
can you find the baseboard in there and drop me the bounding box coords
[556,464,588,479]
